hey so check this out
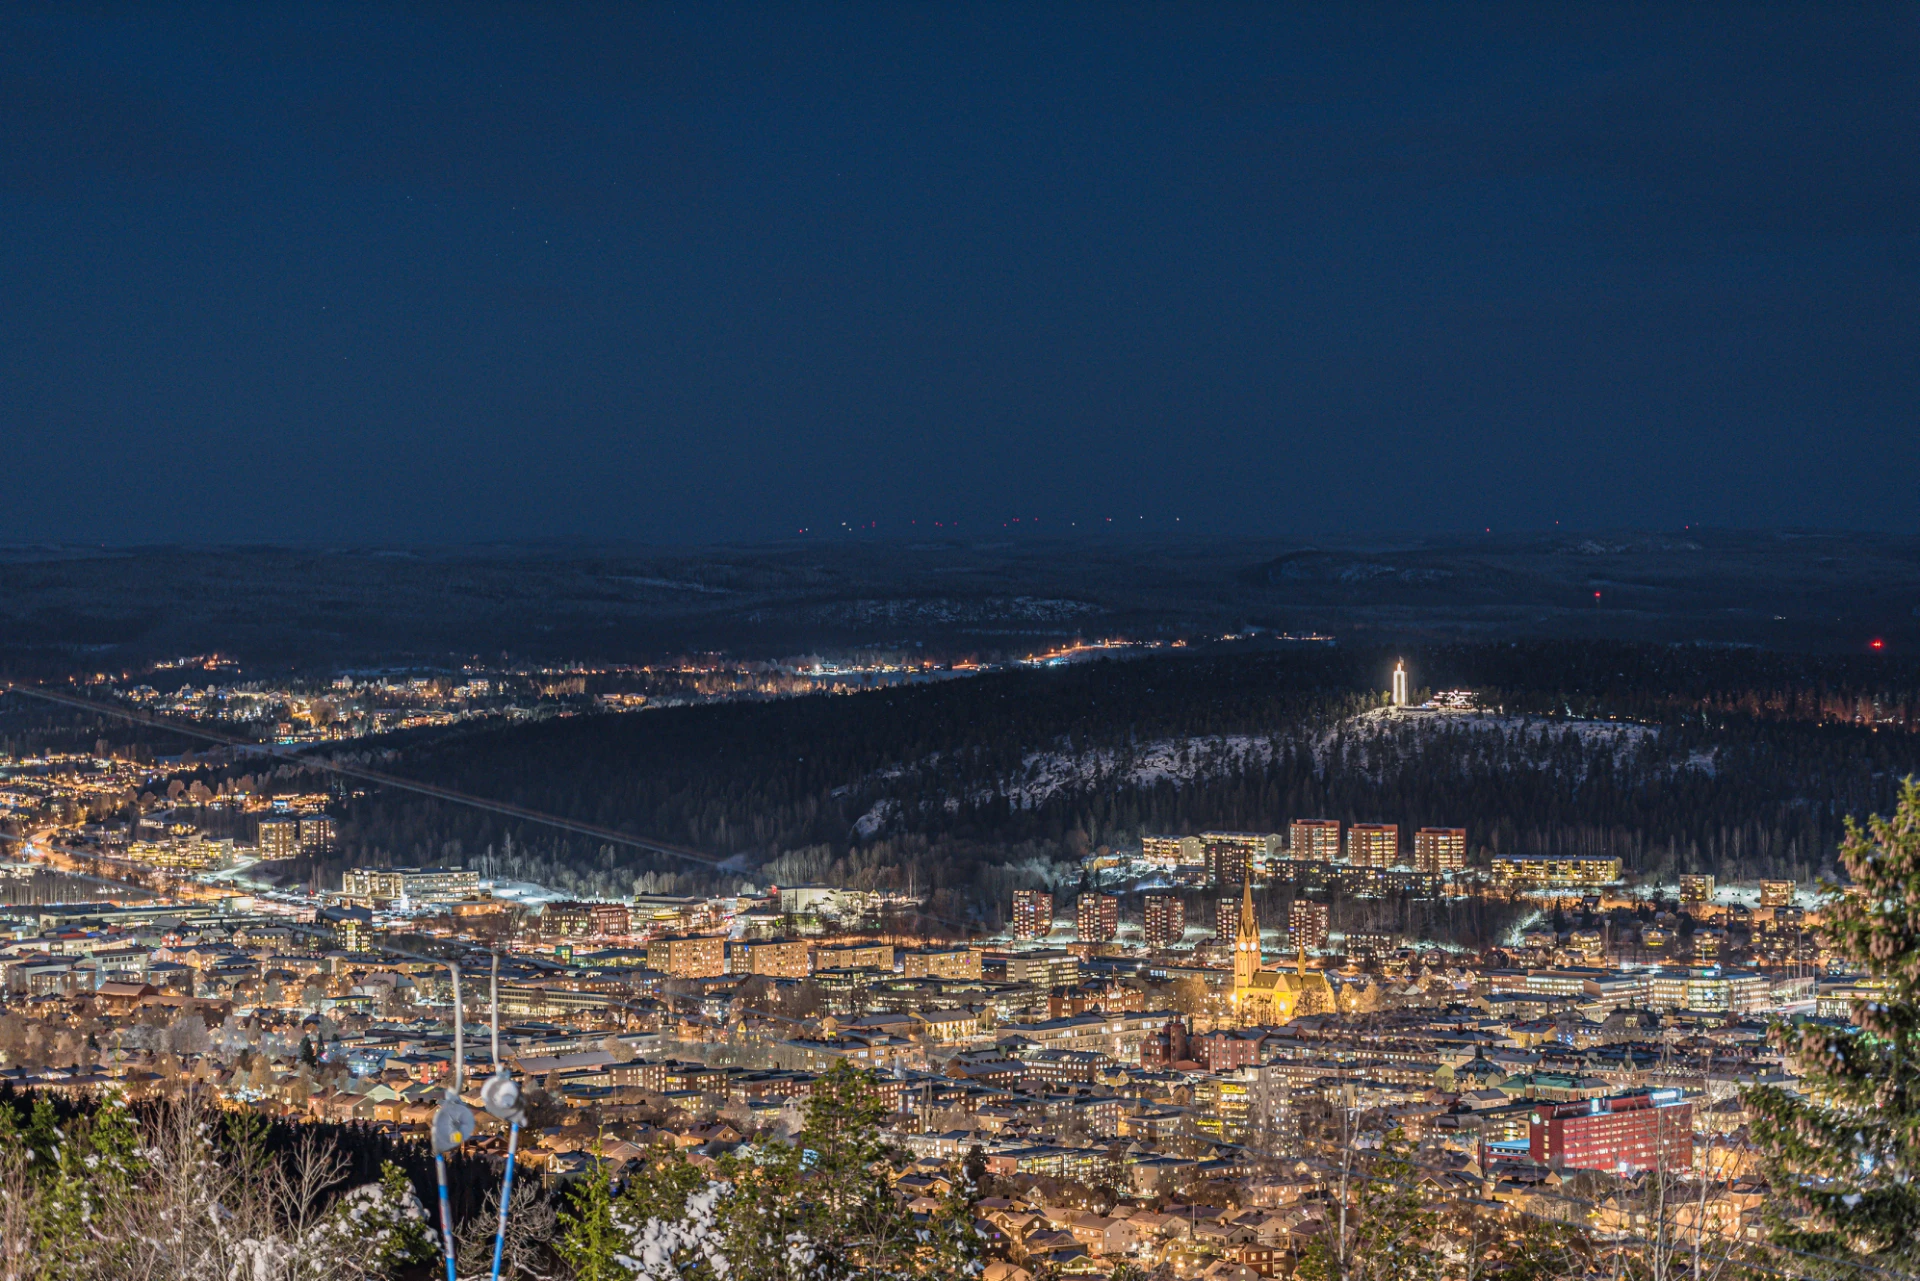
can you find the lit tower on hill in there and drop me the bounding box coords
[1392,659,1408,707]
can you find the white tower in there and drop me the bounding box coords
[1392,660,1408,707]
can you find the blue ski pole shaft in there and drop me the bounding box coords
[436,1151,458,1281]
[490,1121,521,1281]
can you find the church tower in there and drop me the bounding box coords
[1233,870,1261,991]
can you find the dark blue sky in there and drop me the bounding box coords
[3,4,1916,544]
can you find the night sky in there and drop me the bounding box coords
[3,5,1916,545]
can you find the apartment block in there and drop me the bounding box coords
[1143,894,1185,948]
[741,938,813,979]
[1289,819,1341,862]
[1011,889,1054,940]
[298,816,337,854]
[902,946,982,980]
[1414,827,1466,874]
[812,943,895,973]
[1679,874,1716,905]
[1289,899,1330,951]
[258,819,301,861]
[1141,835,1204,867]
[1490,855,1623,891]
[1076,893,1119,943]
[647,934,727,978]
[1346,823,1399,869]
[1202,832,1276,888]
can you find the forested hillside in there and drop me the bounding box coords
[266,642,1920,919]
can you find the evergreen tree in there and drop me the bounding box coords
[1747,776,1920,1271]
[311,1159,438,1277]
[557,1141,626,1281]
[925,1167,986,1278]
[620,1149,708,1224]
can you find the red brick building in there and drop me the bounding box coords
[1529,1090,1693,1173]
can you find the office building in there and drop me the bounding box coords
[1529,1090,1693,1173]
[1289,820,1341,862]
[1289,899,1330,951]
[987,950,1079,988]
[1012,889,1054,940]
[1143,894,1185,948]
[258,819,300,861]
[1414,827,1466,874]
[1646,968,1769,1013]
[340,866,481,905]
[1077,893,1119,944]
[1346,823,1399,869]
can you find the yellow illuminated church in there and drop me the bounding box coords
[1230,873,1333,1025]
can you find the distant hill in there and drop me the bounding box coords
[284,641,1920,920]
[2,529,1916,676]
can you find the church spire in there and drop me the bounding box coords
[1234,866,1260,990]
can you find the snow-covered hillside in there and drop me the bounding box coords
[844,706,1709,837]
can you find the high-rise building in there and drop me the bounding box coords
[1143,894,1185,948]
[1289,820,1341,862]
[1392,660,1408,708]
[1680,874,1716,905]
[1012,889,1054,940]
[1216,897,1241,943]
[1289,899,1330,951]
[1414,827,1467,874]
[1202,832,1274,888]
[1759,880,1795,909]
[1076,893,1118,944]
[258,819,300,861]
[1528,1090,1693,1173]
[298,816,337,854]
[1346,823,1399,868]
